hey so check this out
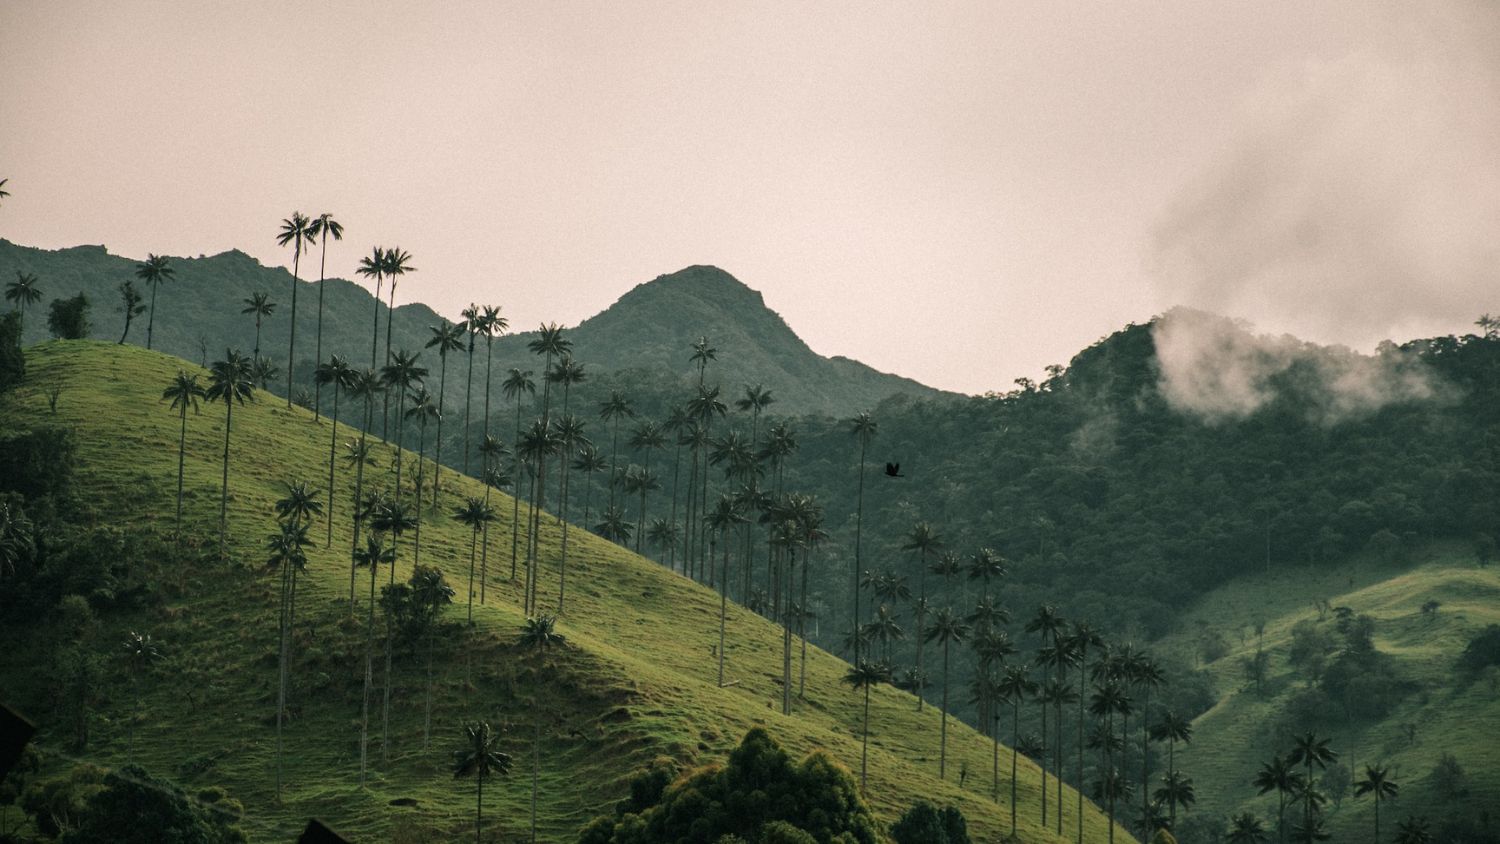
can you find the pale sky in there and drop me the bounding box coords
[2,0,1495,394]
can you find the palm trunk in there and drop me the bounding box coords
[313,239,328,420]
[1077,654,1088,844]
[349,408,370,608]
[860,684,871,793]
[1041,695,1049,824]
[798,546,809,697]
[146,280,158,350]
[423,625,434,749]
[939,640,951,779]
[781,548,793,715]
[531,709,540,843]
[717,533,729,686]
[381,282,396,437]
[253,318,261,360]
[511,399,523,581]
[1141,686,1151,836]
[370,276,382,369]
[327,387,340,548]
[1058,692,1066,837]
[412,420,426,564]
[1011,700,1020,838]
[853,439,866,662]
[218,401,233,560]
[286,248,300,408]
[463,336,475,475]
[175,410,187,540]
[275,554,290,800]
[475,771,484,844]
[467,530,479,623]
[433,352,448,508]
[669,440,682,573]
[361,558,376,786]
[558,440,571,613]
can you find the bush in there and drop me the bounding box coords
[0,311,23,392]
[1458,625,1500,673]
[47,293,90,340]
[62,764,246,843]
[0,426,75,500]
[890,801,970,844]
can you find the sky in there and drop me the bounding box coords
[1,0,1495,395]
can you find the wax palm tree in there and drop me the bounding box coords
[457,305,480,473]
[971,629,1015,799]
[842,660,889,794]
[528,322,570,422]
[662,406,691,570]
[120,630,161,765]
[1042,671,1079,836]
[425,321,466,505]
[645,517,681,565]
[276,213,314,406]
[1151,712,1193,799]
[552,414,590,612]
[864,604,904,663]
[1228,812,1269,844]
[356,246,386,368]
[503,367,536,579]
[686,384,727,579]
[453,721,512,844]
[1287,733,1337,835]
[378,247,417,435]
[1128,654,1166,835]
[690,335,717,385]
[405,389,440,562]
[116,280,145,344]
[572,444,606,532]
[353,533,393,787]
[250,356,279,391]
[924,607,969,779]
[997,664,1037,837]
[370,498,416,759]
[1394,816,1430,844]
[847,411,877,658]
[314,355,356,545]
[205,351,255,558]
[407,564,455,747]
[1355,764,1399,844]
[1253,754,1305,844]
[5,270,42,330]
[305,213,343,417]
[1153,770,1196,831]
[240,292,276,360]
[518,418,560,614]
[623,465,660,557]
[454,496,495,624]
[161,372,205,539]
[344,368,382,600]
[518,615,564,843]
[131,254,173,350]
[595,505,633,545]
[706,494,746,686]
[629,421,666,549]
[266,520,308,800]
[477,304,507,472]
[902,524,944,690]
[380,350,428,515]
[1067,621,1106,844]
[1094,768,1131,844]
[599,390,634,512]
[477,434,508,602]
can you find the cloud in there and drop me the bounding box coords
[1150,0,1500,347]
[1151,308,1443,423]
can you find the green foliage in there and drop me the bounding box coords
[889,801,970,844]
[47,293,90,340]
[579,728,879,844]
[61,764,246,843]
[0,425,75,500]
[1458,624,1500,673]
[20,763,105,838]
[0,310,23,392]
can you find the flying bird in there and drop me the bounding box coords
[884,462,904,478]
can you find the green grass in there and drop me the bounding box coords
[1156,547,1500,838]
[0,341,1130,843]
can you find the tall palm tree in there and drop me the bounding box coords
[378,247,417,436]
[1253,754,1304,844]
[842,660,889,794]
[502,368,535,580]
[161,372,205,539]
[1393,816,1430,844]
[370,498,415,759]
[971,629,1015,799]
[1132,655,1166,833]
[268,482,316,802]
[240,292,276,360]
[518,615,564,843]
[553,415,589,612]
[408,564,455,747]
[305,213,343,418]
[459,304,481,474]
[5,271,42,331]
[344,368,383,601]
[453,721,512,844]
[353,533,394,787]
[687,384,727,578]
[1287,733,1337,836]
[477,434,508,602]
[425,321,467,506]
[595,505,632,545]
[864,604,904,663]
[276,213,314,406]
[629,421,666,550]
[1067,621,1105,844]
[454,496,496,624]
[355,246,386,369]
[405,388,440,562]
[997,664,1037,837]
[1042,669,1079,837]
[662,406,690,571]
[132,254,173,351]
[924,607,969,780]
[205,351,255,559]
[518,419,560,615]
[1153,770,1196,832]
[847,411,878,659]
[706,494,746,687]
[1228,812,1270,844]
[117,280,145,344]
[572,444,606,532]
[599,390,634,513]
[1151,712,1193,821]
[1355,764,1399,844]
[120,630,161,766]
[380,350,428,523]
[314,355,356,545]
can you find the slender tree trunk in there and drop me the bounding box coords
[175,410,187,541]
[360,558,376,788]
[145,280,158,350]
[286,247,300,408]
[381,282,396,437]
[853,439,866,662]
[940,641,950,779]
[1041,695,1049,825]
[349,405,370,608]
[475,771,483,844]
[1077,654,1088,844]
[327,387,340,547]
[531,706,540,843]
[467,530,479,623]
[669,441,682,573]
[781,548,793,715]
[413,420,426,564]
[218,402,233,560]
[434,352,447,508]
[370,276,382,369]
[511,399,523,581]
[798,547,809,697]
[313,239,328,420]
[119,299,132,342]
[463,336,475,475]
[1011,701,1020,838]
[253,318,261,360]
[1058,692,1066,837]
[992,715,999,802]
[1141,686,1151,837]
[717,533,728,686]
[423,627,433,749]
[860,684,870,793]
[558,439,571,613]
[275,553,290,800]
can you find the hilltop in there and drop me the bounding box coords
[0,240,947,417]
[0,341,1122,842]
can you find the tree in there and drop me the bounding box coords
[848,411,877,661]
[890,800,970,844]
[629,421,666,550]
[424,321,466,505]
[842,660,889,794]
[356,246,386,369]
[161,372,205,539]
[313,355,356,546]
[595,505,633,544]
[403,564,454,747]
[1067,621,1105,844]
[518,615,565,843]
[6,270,43,331]
[477,434,508,603]
[1287,733,1336,835]
[116,279,145,344]
[240,292,275,361]
[265,521,307,800]
[378,247,416,435]
[1153,770,1196,832]
[344,368,382,601]
[380,349,428,543]
[995,665,1034,838]
[454,496,495,624]
[924,607,969,780]
[1228,812,1269,844]
[518,418,560,615]
[205,351,255,559]
[553,413,590,613]
[120,631,161,765]
[62,764,246,844]
[1393,816,1430,844]
[132,254,173,350]
[453,721,512,844]
[370,498,416,759]
[275,212,314,407]
[47,292,90,339]
[573,444,607,534]
[353,533,394,787]
[1253,754,1304,844]
[707,494,747,687]
[1026,604,1065,826]
[600,390,634,514]
[1354,764,1399,844]
[306,213,343,418]
[1150,711,1193,826]
[503,367,536,580]
[404,388,440,563]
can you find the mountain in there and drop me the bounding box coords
[0,340,1123,843]
[0,240,948,417]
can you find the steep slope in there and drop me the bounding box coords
[0,341,1123,843]
[0,240,946,416]
[1156,547,1500,839]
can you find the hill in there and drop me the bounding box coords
[0,240,947,417]
[1157,546,1500,840]
[0,341,1123,843]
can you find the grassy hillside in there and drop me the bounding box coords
[0,341,1124,843]
[1158,548,1500,839]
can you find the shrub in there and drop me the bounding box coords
[0,426,76,500]
[1458,625,1500,673]
[0,311,23,392]
[890,801,970,844]
[63,764,246,843]
[47,293,90,340]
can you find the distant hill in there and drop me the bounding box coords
[0,240,947,417]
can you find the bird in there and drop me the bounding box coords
[884,462,904,478]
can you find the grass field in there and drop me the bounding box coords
[1156,547,1500,839]
[0,341,1132,843]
